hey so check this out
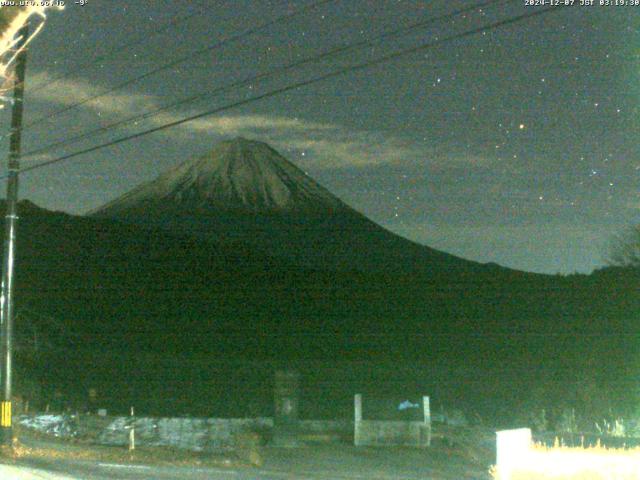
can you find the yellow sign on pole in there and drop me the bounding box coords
[1,401,11,427]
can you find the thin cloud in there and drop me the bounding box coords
[25,70,499,171]
[27,71,155,116]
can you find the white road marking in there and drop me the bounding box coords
[97,463,152,470]
[259,469,428,480]
[98,463,241,477]
[187,467,239,476]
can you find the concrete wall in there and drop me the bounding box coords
[355,420,431,448]
[98,417,273,452]
[18,414,353,452]
[353,394,431,447]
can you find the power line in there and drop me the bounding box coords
[23,5,208,97]
[18,4,564,174]
[21,0,510,160]
[7,5,567,179]
[7,0,337,139]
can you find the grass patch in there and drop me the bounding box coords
[491,442,640,479]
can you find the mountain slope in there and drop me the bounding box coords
[94,137,343,215]
[10,199,639,418]
[91,137,494,274]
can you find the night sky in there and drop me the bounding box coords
[1,0,638,274]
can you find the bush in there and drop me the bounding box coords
[234,431,262,467]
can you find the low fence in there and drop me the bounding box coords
[494,428,640,479]
[18,414,352,452]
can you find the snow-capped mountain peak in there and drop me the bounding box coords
[94,137,343,215]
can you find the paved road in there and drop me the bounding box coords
[4,459,302,480]
[2,457,446,480]
[3,433,491,479]
[3,458,254,479]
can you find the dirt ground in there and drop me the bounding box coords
[258,441,493,479]
[4,424,495,479]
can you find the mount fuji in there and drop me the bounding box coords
[91,137,496,274]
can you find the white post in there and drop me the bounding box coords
[354,394,362,446]
[422,396,430,424]
[354,394,362,422]
[129,406,135,451]
[423,395,431,447]
[495,428,531,480]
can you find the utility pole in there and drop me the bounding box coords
[0,23,29,446]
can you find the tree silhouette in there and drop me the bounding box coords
[607,225,640,267]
